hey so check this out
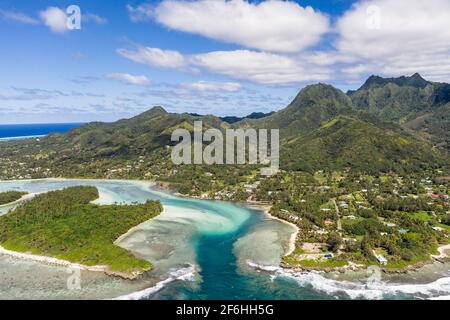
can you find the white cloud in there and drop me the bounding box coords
[38,7,106,33]
[151,0,329,53]
[336,0,450,82]
[127,4,154,22]
[182,81,242,92]
[39,7,67,33]
[190,50,331,85]
[116,47,187,69]
[118,0,450,87]
[117,47,332,86]
[83,13,107,25]
[0,9,39,25]
[106,73,151,86]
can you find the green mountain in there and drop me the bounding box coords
[24,106,227,159]
[349,73,450,151]
[190,111,275,124]
[238,84,354,138]
[230,82,446,173]
[403,103,450,151]
[0,75,448,179]
[281,115,445,174]
[356,73,430,90]
[221,111,275,124]
[0,107,229,178]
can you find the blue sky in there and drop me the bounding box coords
[0,0,449,124]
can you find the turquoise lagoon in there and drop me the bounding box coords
[0,179,450,300]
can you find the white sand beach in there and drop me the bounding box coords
[246,204,299,256]
[0,245,108,273]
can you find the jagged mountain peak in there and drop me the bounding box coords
[358,73,430,90]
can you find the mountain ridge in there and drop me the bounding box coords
[0,74,448,179]
[349,73,450,151]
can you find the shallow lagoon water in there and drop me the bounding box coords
[1,179,450,300]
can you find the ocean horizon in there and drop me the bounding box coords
[0,123,83,140]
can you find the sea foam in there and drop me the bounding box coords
[113,265,196,300]
[246,260,450,300]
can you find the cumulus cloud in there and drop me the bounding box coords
[116,47,187,69]
[150,0,329,53]
[39,7,68,33]
[337,0,450,59]
[106,73,151,86]
[38,7,107,33]
[0,9,39,25]
[336,0,450,81]
[181,81,242,92]
[190,50,331,85]
[117,47,331,85]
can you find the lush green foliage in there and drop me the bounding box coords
[268,171,449,268]
[282,115,446,174]
[0,191,27,205]
[0,186,163,272]
[350,73,450,151]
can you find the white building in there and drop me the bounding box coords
[375,254,388,266]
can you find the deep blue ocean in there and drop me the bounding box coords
[0,123,83,139]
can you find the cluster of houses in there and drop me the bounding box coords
[280,209,300,222]
[0,157,51,180]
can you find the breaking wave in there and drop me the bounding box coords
[246,260,450,300]
[114,265,196,300]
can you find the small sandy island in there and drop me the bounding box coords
[0,188,157,280]
[0,243,149,280]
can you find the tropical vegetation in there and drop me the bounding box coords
[0,191,27,205]
[0,186,163,274]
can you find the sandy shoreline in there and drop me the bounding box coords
[0,242,149,280]
[265,210,299,256]
[0,245,108,273]
[114,207,166,245]
[245,203,299,257]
